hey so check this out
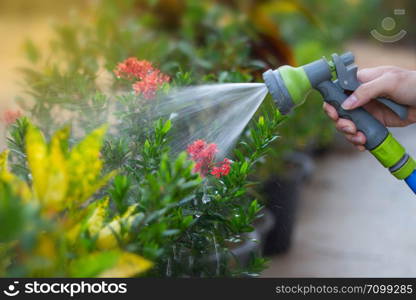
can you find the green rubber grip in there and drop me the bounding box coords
[370,133,415,180]
[370,133,405,168]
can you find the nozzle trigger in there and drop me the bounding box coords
[376,97,409,120]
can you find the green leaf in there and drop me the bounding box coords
[162,229,180,236]
[258,116,265,127]
[70,250,119,277]
[161,120,171,134]
[70,250,152,278]
[240,161,249,174]
[0,181,26,243]
[24,40,40,63]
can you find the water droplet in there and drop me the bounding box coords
[212,233,220,276]
[166,258,172,277]
[202,193,210,204]
[188,255,194,268]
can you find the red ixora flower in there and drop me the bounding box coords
[211,158,232,178]
[187,139,232,178]
[114,57,169,99]
[133,70,170,100]
[3,109,22,125]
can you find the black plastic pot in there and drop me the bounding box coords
[306,132,355,157]
[262,151,314,255]
[306,141,332,157]
[229,231,261,267]
[253,208,275,252]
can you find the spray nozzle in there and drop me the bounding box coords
[262,52,359,115]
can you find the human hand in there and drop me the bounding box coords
[323,66,416,151]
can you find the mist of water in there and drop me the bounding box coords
[5,82,269,163]
[155,83,268,158]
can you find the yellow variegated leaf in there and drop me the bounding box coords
[67,125,108,206]
[96,217,122,250]
[26,126,70,212]
[50,125,70,155]
[25,123,113,214]
[26,125,49,203]
[70,250,152,277]
[0,150,9,173]
[122,203,138,218]
[95,208,140,250]
[66,223,82,244]
[87,197,110,236]
[80,170,117,209]
[66,197,108,243]
[42,128,69,211]
[98,252,152,278]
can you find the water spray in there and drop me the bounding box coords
[263,52,416,194]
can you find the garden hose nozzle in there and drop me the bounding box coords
[263,52,416,193]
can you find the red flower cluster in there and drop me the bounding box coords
[114,58,154,80]
[114,57,170,99]
[187,139,232,178]
[132,70,170,99]
[3,109,21,125]
[211,158,232,178]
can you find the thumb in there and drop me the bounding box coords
[342,73,397,110]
